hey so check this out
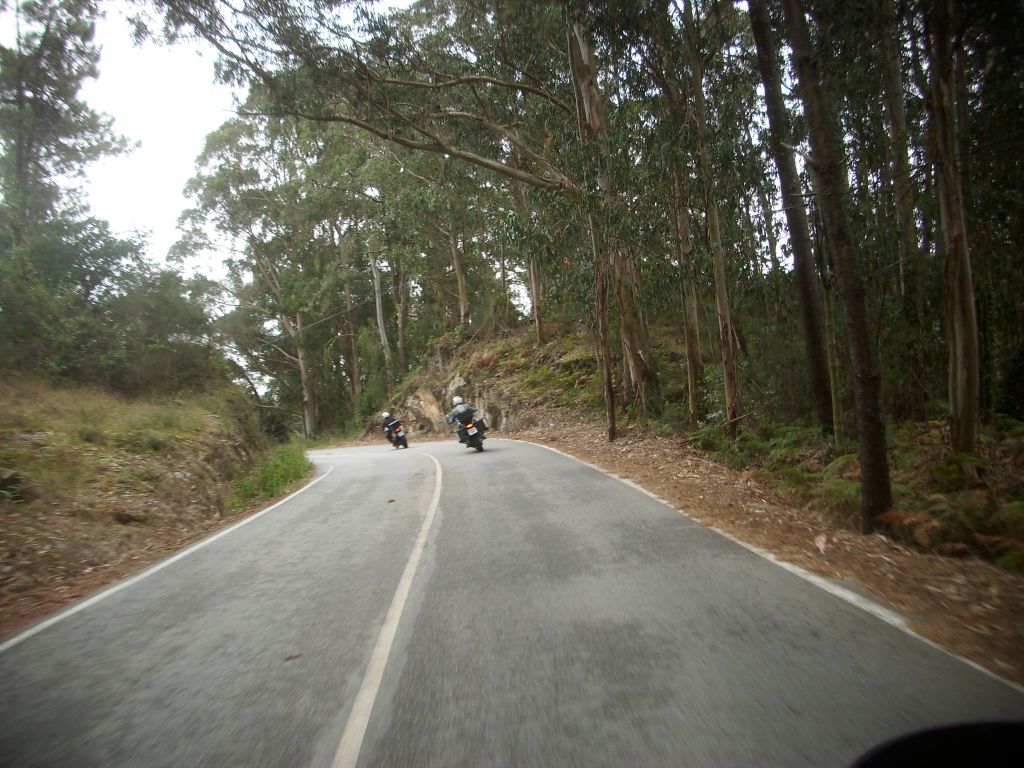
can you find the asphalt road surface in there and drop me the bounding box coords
[1,438,1022,767]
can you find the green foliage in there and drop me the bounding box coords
[929,461,967,491]
[0,0,129,230]
[810,477,861,518]
[0,2,228,399]
[117,430,171,454]
[994,554,1021,573]
[229,442,312,508]
[990,502,1024,538]
[690,424,728,453]
[823,453,858,477]
[77,427,105,444]
[117,0,1024,533]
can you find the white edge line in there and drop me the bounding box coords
[332,451,444,768]
[0,467,335,655]
[503,438,1024,696]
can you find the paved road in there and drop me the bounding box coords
[1,438,1021,767]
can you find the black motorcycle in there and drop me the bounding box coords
[453,411,487,452]
[384,418,409,449]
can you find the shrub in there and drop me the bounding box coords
[77,428,105,444]
[118,430,171,453]
[229,442,312,508]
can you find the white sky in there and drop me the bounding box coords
[80,5,241,278]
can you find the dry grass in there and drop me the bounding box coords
[0,378,259,636]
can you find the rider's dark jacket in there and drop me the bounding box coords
[447,403,475,425]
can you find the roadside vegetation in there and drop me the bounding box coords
[687,419,1024,572]
[0,378,280,633]
[228,443,312,509]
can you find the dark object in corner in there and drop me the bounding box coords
[850,722,1024,767]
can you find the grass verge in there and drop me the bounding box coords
[229,442,312,509]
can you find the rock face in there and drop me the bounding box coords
[402,387,446,433]
[399,379,521,435]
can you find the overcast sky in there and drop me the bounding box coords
[80,6,241,278]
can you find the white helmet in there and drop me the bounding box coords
[381,411,390,418]
[452,396,463,406]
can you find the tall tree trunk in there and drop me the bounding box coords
[334,224,362,410]
[273,311,317,439]
[294,313,316,438]
[568,13,617,439]
[683,285,703,428]
[510,173,544,344]
[613,246,661,415]
[683,0,740,439]
[877,0,926,420]
[392,256,409,376]
[368,247,393,386]
[749,0,834,435]
[757,187,780,272]
[782,0,892,531]
[499,240,509,329]
[591,216,616,442]
[569,11,660,423]
[879,0,918,297]
[621,330,635,400]
[928,0,980,461]
[339,300,360,412]
[448,226,469,328]
[528,253,543,344]
[670,164,703,430]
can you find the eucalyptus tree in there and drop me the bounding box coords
[873,0,925,419]
[953,0,1024,421]
[748,0,833,436]
[600,0,707,430]
[594,0,776,435]
[780,0,892,531]
[182,103,336,436]
[926,0,979,465]
[676,0,744,438]
[142,0,670,434]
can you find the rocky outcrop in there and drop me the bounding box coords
[398,378,522,435]
[401,387,447,433]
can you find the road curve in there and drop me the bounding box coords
[0,438,1021,767]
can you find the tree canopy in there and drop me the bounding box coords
[6,0,1023,531]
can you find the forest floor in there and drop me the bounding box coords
[493,413,1024,688]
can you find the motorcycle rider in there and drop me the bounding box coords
[381,411,402,447]
[447,395,486,445]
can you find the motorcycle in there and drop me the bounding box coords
[454,413,487,452]
[384,418,409,449]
